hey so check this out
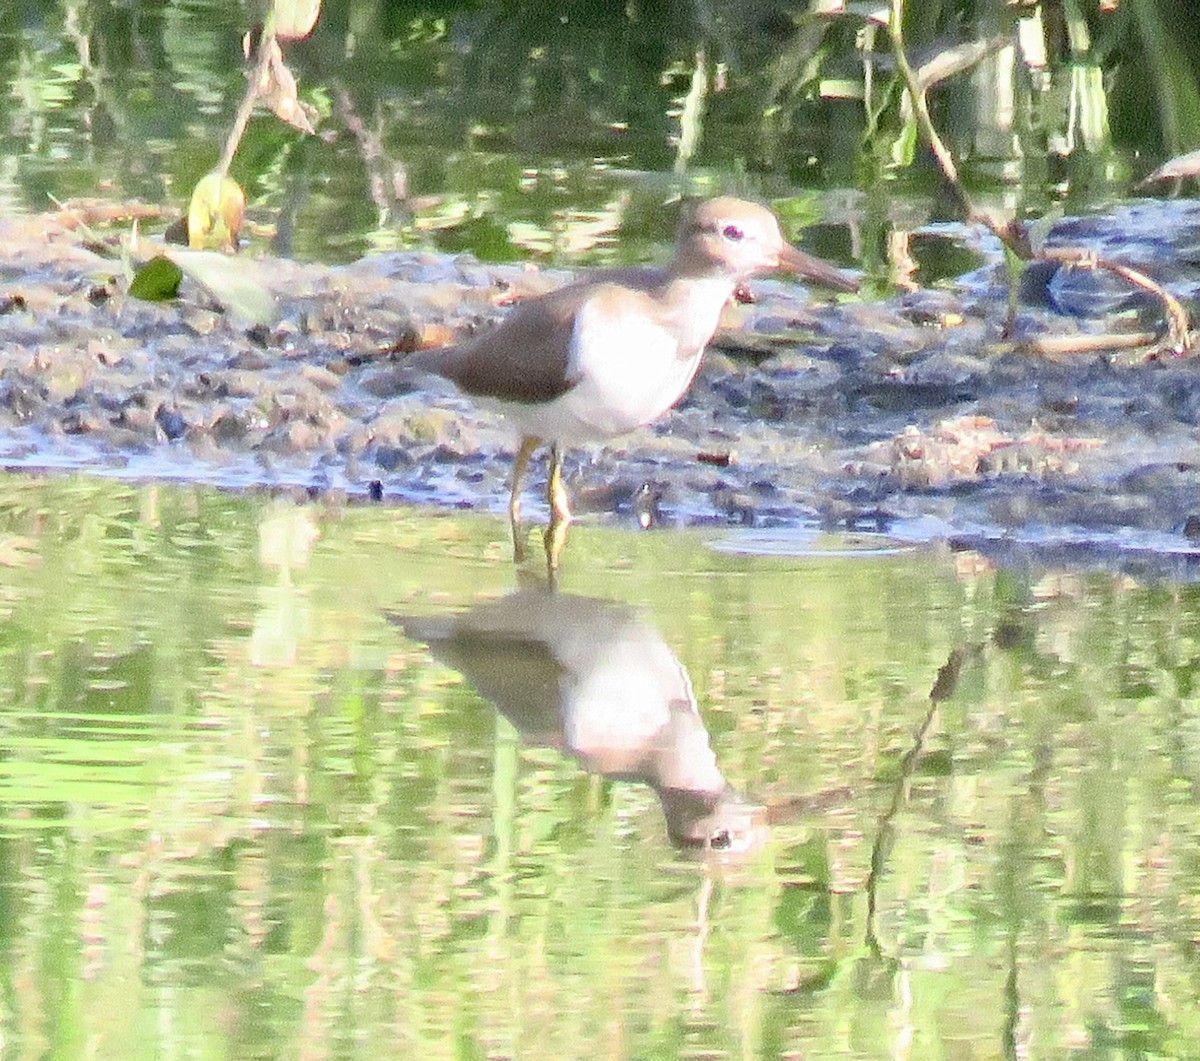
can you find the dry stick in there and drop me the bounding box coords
[1040,247,1193,355]
[886,0,1193,355]
[1023,331,1160,358]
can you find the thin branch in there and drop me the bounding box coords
[1020,331,1161,358]
[1039,247,1192,354]
[886,0,980,229]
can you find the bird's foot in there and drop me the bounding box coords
[508,435,540,564]
[543,514,570,583]
[510,514,528,563]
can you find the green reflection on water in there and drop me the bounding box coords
[7,0,1200,266]
[0,474,1199,1058]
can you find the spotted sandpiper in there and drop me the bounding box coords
[409,197,858,571]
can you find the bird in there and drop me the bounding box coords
[408,196,859,572]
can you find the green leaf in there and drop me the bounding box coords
[128,255,184,301]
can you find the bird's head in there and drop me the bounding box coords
[675,196,859,292]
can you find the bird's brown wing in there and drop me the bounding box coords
[409,283,599,404]
[408,266,673,404]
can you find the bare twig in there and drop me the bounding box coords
[1040,247,1192,354]
[1021,331,1161,358]
[332,86,410,219]
[917,35,1009,93]
[886,2,977,224]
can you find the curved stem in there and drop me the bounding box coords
[217,5,277,178]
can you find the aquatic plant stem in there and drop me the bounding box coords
[886,2,964,209]
[217,6,278,179]
[886,0,1028,255]
[887,0,1193,354]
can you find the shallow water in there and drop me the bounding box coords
[7,0,1182,268]
[2,472,1200,1058]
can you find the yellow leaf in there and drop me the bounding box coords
[187,173,245,252]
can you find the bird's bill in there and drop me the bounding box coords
[776,242,860,292]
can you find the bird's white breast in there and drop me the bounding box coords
[495,277,733,444]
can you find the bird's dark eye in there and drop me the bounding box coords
[721,225,744,242]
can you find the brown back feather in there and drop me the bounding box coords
[409,266,670,404]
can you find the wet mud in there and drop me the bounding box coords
[3,199,1200,565]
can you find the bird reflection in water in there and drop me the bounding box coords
[392,588,767,854]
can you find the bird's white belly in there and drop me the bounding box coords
[492,283,726,444]
[498,354,698,443]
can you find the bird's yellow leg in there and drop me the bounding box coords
[544,444,572,576]
[547,445,572,525]
[509,435,540,563]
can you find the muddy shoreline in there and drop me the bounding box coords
[4,199,1200,568]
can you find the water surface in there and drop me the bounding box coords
[8,0,1194,267]
[1,474,1198,1058]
